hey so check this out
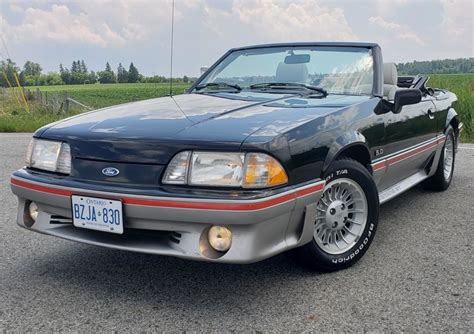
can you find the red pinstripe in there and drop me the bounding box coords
[372,135,445,171]
[10,178,324,211]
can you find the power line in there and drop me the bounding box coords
[0,34,12,60]
[169,0,175,96]
[0,34,30,112]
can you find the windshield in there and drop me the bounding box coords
[196,46,374,96]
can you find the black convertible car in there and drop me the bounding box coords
[11,42,463,271]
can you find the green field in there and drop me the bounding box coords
[429,74,473,141]
[0,77,472,141]
[29,82,191,109]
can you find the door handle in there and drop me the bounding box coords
[427,108,435,120]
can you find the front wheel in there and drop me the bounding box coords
[292,158,379,272]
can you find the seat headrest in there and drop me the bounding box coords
[383,62,398,85]
[275,62,308,83]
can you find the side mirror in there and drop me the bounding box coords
[392,89,422,114]
[200,66,209,75]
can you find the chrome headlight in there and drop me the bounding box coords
[162,151,288,188]
[26,138,72,174]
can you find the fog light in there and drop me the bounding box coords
[28,202,39,221]
[208,226,232,252]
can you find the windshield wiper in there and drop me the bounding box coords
[194,82,242,93]
[249,82,328,97]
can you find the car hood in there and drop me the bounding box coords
[39,93,370,164]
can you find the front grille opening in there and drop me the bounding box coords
[169,232,182,244]
[50,215,73,225]
[50,218,183,245]
[124,228,182,244]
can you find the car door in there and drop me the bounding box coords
[377,96,438,190]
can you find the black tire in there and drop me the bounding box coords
[421,126,455,191]
[292,158,379,272]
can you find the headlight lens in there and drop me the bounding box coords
[162,151,288,188]
[26,138,72,174]
[190,152,244,187]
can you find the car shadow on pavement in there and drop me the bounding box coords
[4,240,324,311]
[1,183,448,316]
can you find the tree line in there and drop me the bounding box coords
[1,57,472,88]
[397,58,474,75]
[0,59,194,87]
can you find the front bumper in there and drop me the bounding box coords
[11,170,325,263]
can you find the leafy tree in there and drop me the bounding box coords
[183,75,189,83]
[117,63,128,83]
[80,60,87,73]
[0,59,21,87]
[97,71,116,84]
[37,72,63,86]
[59,63,71,85]
[128,62,139,83]
[23,61,42,77]
[88,71,97,84]
[98,62,116,83]
[68,60,90,84]
[397,58,474,75]
[71,60,79,73]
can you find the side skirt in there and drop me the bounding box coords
[379,170,429,204]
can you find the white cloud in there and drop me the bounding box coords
[440,0,473,38]
[232,0,357,41]
[2,4,126,47]
[369,15,426,46]
[0,0,472,74]
[368,16,403,30]
[375,0,408,16]
[2,0,356,47]
[9,3,24,13]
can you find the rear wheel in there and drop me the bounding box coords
[293,158,379,272]
[421,126,455,191]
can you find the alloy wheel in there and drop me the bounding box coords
[314,178,368,255]
[443,135,454,181]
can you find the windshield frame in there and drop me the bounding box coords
[189,42,383,98]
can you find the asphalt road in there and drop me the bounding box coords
[0,133,472,332]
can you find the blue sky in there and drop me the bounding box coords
[1,0,473,77]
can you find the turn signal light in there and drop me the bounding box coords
[243,153,288,188]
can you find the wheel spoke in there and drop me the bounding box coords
[323,229,330,244]
[346,218,362,225]
[338,230,350,244]
[348,209,364,214]
[345,199,362,206]
[332,231,341,248]
[320,195,330,207]
[317,226,326,239]
[343,226,358,236]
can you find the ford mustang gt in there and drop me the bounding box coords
[10,42,462,271]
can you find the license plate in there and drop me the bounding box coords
[72,195,123,234]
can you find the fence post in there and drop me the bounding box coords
[63,92,70,115]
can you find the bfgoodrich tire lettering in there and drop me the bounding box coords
[293,158,379,272]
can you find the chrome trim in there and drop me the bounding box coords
[379,170,429,204]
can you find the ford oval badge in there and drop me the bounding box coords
[102,167,120,177]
